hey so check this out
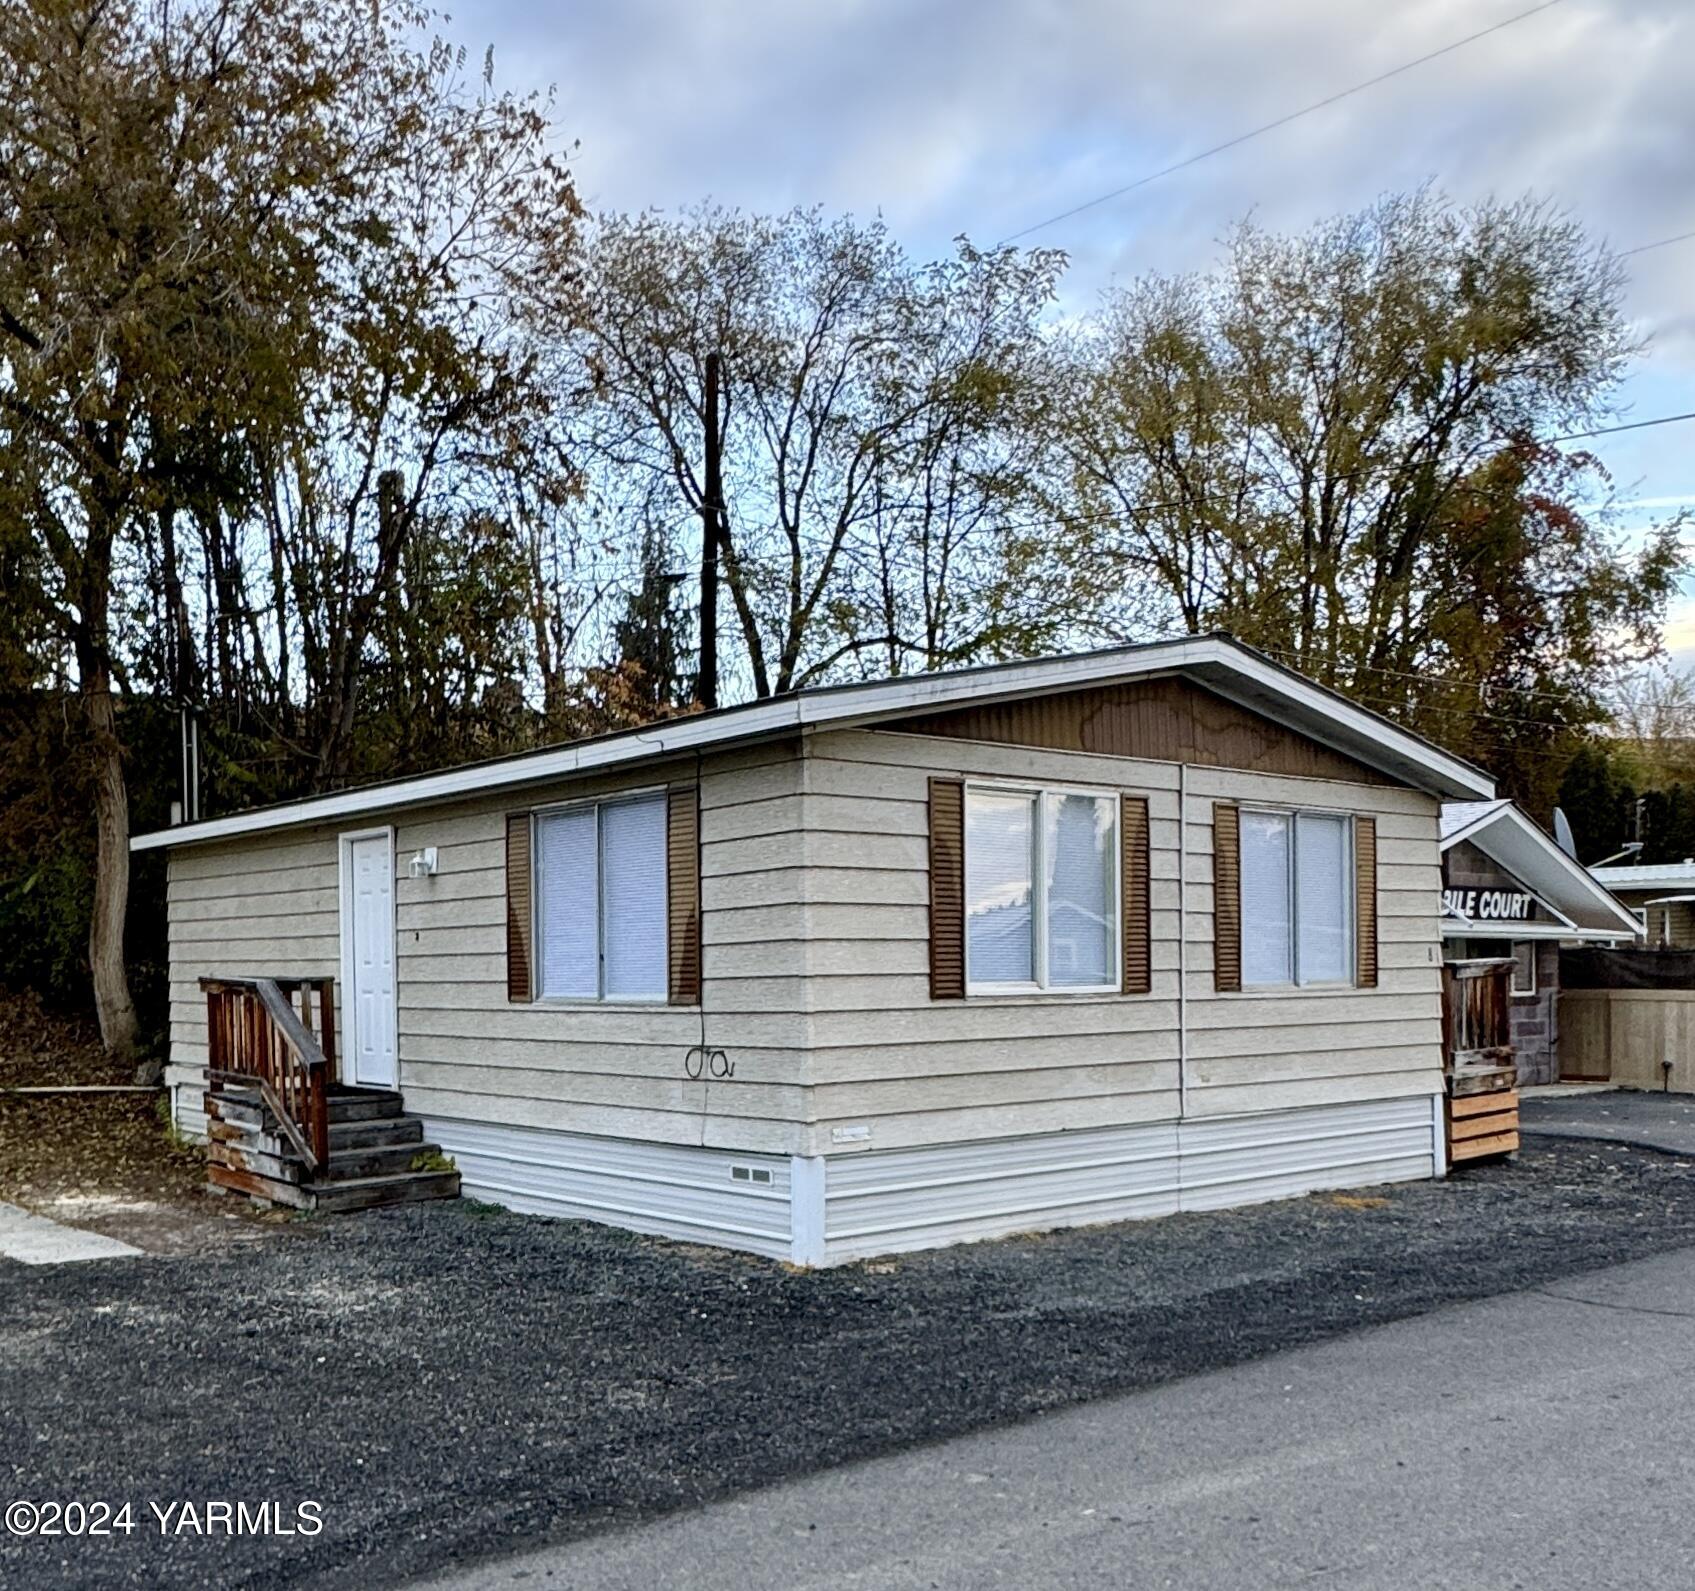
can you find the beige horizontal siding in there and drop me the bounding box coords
[807,1032,1180,1084]
[166,742,813,1155]
[813,1090,1184,1154]
[400,1058,808,1120]
[794,728,1442,1156]
[166,825,342,1059]
[812,1059,1179,1119]
[399,1084,800,1154]
[1183,1070,1439,1119]
[166,714,1444,1164]
[1177,766,1440,1120]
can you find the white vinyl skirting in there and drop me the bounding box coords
[168,1064,211,1141]
[426,1116,795,1259]
[816,1096,1439,1264]
[421,1094,1442,1267]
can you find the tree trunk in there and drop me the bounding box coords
[156,506,198,704]
[83,667,139,1061]
[315,468,410,786]
[76,482,141,1062]
[697,351,721,710]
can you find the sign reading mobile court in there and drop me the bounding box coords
[1441,839,1552,926]
[1440,886,1536,923]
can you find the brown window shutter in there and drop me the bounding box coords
[1213,802,1241,993]
[667,785,702,1005]
[929,779,965,999]
[1120,795,1151,994]
[1354,815,1378,988]
[505,812,533,1003]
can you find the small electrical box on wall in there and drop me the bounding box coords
[408,847,439,879]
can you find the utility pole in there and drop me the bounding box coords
[698,350,722,710]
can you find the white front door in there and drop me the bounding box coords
[342,831,397,1089]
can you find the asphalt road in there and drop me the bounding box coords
[1522,1088,1695,1156]
[420,1247,1695,1591]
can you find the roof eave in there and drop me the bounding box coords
[132,634,1493,852]
[1443,802,1644,939]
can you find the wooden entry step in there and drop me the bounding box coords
[1447,1083,1520,1165]
[204,1088,459,1213]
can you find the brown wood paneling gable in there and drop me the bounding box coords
[505,812,533,1004]
[667,785,702,1005]
[884,675,1391,786]
[1213,802,1242,993]
[1120,795,1151,994]
[1354,814,1378,988]
[928,779,966,1000]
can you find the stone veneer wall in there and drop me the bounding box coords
[1509,942,1561,1085]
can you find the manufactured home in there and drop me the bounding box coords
[1588,861,1695,948]
[134,635,1498,1264]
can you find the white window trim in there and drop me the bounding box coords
[963,780,1122,998]
[1510,941,1537,998]
[532,785,670,1005]
[1240,805,1355,991]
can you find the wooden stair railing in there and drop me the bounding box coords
[200,976,337,1171]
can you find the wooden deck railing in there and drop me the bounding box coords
[1441,958,1514,1071]
[200,977,337,1170]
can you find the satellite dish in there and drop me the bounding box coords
[1553,807,1577,860]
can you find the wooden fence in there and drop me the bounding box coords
[1558,988,1695,1090]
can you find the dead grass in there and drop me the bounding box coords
[0,988,273,1250]
[0,986,121,1089]
[0,1092,205,1206]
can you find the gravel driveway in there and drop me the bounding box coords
[7,1135,1695,1591]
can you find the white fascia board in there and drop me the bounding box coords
[1441,922,1637,943]
[1438,802,1512,853]
[1493,808,1642,938]
[1591,864,1695,890]
[132,634,1492,852]
[130,698,808,851]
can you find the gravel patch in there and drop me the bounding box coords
[6,1139,1695,1590]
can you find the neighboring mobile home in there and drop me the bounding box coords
[1439,801,1642,1084]
[1588,861,1695,948]
[134,635,1496,1264]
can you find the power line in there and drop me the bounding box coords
[996,0,1569,246]
[1621,228,1695,259]
[1254,644,1695,716]
[692,408,1695,597]
[1562,410,1695,442]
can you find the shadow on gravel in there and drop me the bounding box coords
[4,1137,1695,1591]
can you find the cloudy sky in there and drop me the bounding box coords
[454,0,1695,651]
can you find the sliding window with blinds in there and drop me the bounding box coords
[537,805,599,998]
[1214,803,1373,990]
[517,791,671,1003]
